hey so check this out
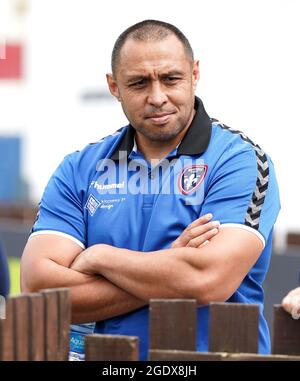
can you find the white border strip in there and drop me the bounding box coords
[30,230,85,249]
[220,223,265,247]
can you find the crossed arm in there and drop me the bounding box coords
[70,227,262,304]
[21,235,146,323]
[21,214,263,323]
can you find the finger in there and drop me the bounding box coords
[188,221,220,240]
[290,295,300,319]
[171,216,217,249]
[288,287,300,298]
[282,295,292,314]
[282,287,300,313]
[186,213,213,230]
[178,221,220,248]
[187,228,219,248]
[282,294,300,317]
[199,240,210,248]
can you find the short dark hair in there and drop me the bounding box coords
[111,19,194,76]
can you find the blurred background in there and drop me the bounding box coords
[0,0,299,328]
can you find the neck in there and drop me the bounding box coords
[135,134,180,163]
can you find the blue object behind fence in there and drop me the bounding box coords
[0,136,21,202]
[0,241,10,296]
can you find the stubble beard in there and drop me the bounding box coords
[134,121,188,143]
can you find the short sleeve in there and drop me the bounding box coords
[31,154,86,248]
[201,145,280,246]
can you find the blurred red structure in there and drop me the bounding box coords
[0,43,22,79]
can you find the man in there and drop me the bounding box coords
[21,20,280,360]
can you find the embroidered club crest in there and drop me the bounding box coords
[178,164,208,195]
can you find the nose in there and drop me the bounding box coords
[147,82,168,108]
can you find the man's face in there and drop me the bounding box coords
[107,35,199,143]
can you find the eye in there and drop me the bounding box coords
[164,76,180,84]
[129,79,147,87]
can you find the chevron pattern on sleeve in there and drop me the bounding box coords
[211,119,269,231]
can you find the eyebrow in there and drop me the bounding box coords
[160,71,184,77]
[125,75,146,83]
[125,71,185,83]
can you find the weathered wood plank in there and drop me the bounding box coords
[12,295,30,360]
[40,289,59,361]
[56,288,71,361]
[149,349,224,361]
[226,353,300,361]
[149,350,300,361]
[28,293,45,361]
[272,305,300,355]
[0,298,15,360]
[149,299,197,351]
[209,302,259,353]
[287,232,300,247]
[85,334,139,361]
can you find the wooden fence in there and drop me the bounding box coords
[85,299,300,361]
[0,288,70,360]
[1,291,299,361]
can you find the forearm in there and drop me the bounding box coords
[22,257,146,322]
[21,257,96,291]
[85,245,205,302]
[71,278,146,323]
[71,228,261,304]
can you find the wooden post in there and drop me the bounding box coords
[12,295,30,360]
[287,232,300,247]
[149,299,197,352]
[85,334,139,361]
[149,349,224,361]
[28,293,45,361]
[225,353,300,361]
[0,298,15,360]
[0,288,71,362]
[40,289,59,361]
[209,302,259,353]
[149,350,300,361]
[56,288,71,361]
[272,305,300,355]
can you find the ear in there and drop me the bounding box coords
[106,73,120,101]
[192,60,200,90]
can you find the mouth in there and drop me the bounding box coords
[145,112,175,125]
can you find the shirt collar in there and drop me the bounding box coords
[132,137,138,153]
[110,96,212,160]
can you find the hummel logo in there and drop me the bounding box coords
[93,181,125,191]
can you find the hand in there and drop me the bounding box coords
[171,213,220,249]
[282,287,300,319]
[70,244,111,275]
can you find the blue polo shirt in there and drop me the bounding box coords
[31,97,280,360]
